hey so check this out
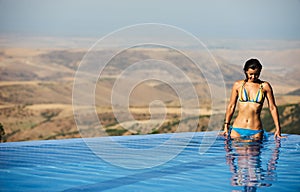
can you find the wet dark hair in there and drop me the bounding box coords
[243,58,262,72]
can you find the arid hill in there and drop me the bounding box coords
[0,43,299,142]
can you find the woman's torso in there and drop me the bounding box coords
[233,80,265,130]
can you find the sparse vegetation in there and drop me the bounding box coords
[0,122,5,142]
[0,47,299,142]
[105,128,127,136]
[262,103,300,134]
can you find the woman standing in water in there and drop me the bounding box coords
[223,58,285,140]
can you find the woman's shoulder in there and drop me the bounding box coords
[231,80,245,91]
[259,80,272,90]
[233,80,245,87]
[259,80,271,86]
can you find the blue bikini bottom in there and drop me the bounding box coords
[229,126,268,139]
[231,127,263,137]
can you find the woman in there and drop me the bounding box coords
[223,58,285,140]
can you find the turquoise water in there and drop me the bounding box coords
[0,132,300,192]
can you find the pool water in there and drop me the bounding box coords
[1,132,300,192]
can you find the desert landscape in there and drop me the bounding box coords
[0,37,299,142]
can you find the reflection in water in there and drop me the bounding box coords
[224,138,281,192]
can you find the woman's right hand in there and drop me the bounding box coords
[222,124,230,137]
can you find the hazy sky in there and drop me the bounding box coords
[0,0,299,40]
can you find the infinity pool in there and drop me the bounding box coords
[1,132,299,192]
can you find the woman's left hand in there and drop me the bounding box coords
[274,129,287,139]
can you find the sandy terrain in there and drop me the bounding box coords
[1,39,299,141]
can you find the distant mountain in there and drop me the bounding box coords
[287,88,300,96]
[262,103,300,135]
[1,46,300,142]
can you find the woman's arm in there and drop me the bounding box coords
[264,82,285,138]
[223,81,239,136]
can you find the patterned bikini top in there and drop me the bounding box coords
[238,81,264,104]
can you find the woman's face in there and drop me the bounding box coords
[245,68,260,82]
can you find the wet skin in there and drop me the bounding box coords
[223,68,285,139]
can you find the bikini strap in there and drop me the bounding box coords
[259,82,264,89]
[238,81,247,102]
[242,80,246,87]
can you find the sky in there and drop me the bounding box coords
[0,0,300,40]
